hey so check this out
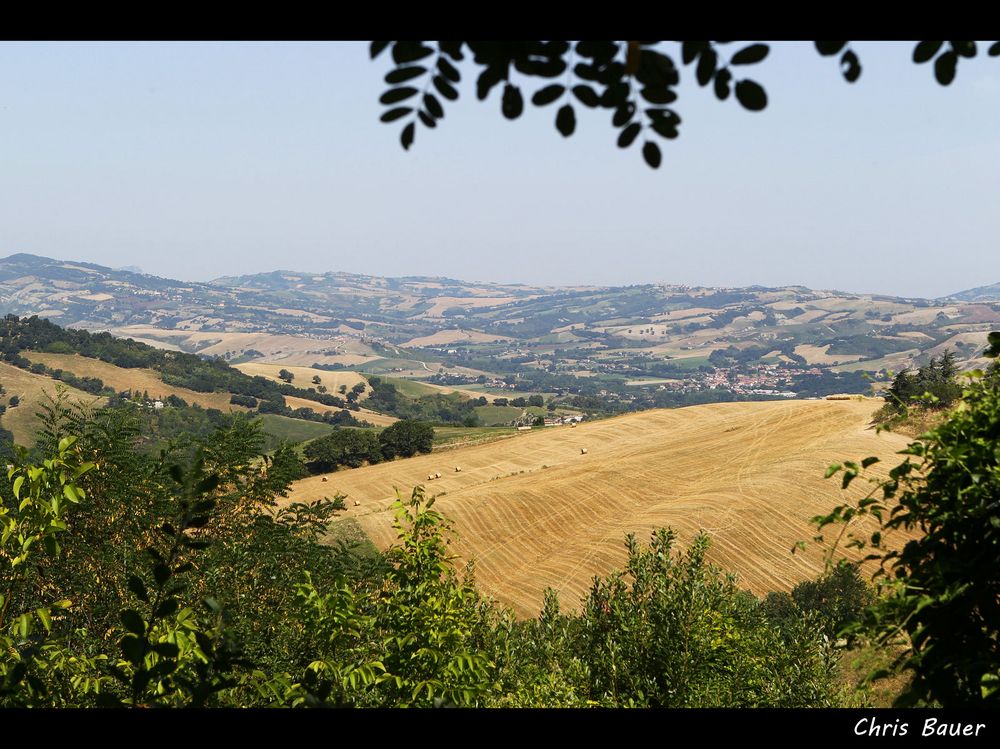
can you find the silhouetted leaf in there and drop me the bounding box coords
[385,66,426,84]
[576,40,618,61]
[401,121,416,149]
[380,107,413,123]
[532,84,565,106]
[573,85,600,108]
[434,76,459,101]
[841,50,861,83]
[424,93,444,119]
[120,610,145,635]
[617,123,641,148]
[556,104,576,137]
[612,103,635,127]
[380,87,418,105]
[600,82,629,108]
[573,62,598,81]
[640,86,677,105]
[681,41,704,65]
[714,68,732,100]
[502,84,524,119]
[734,80,767,111]
[155,598,179,618]
[439,41,464,61]
[989,42,1000,57]
[121,635,144,666]
[815,41,847,56]
[731,44,769,65]
[152,642,179,659]
[953,41,976,58]
[934,51,957,85]
[436,57,460,82]
[913,41,943,63]
[696,48,718,86]
[370,41,390,59]
[642,141,662,169]
[649,117,680,139]
[392,42,434,65]
[127,575,148,603]
[153,562,170,586]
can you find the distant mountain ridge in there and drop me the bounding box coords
[947,281,1000,303]
[1,252,998,377]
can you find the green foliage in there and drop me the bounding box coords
[366,487,494,706]
[568,530,838,706]
[378,419,434,459]
[762,563,873,640]
[365,376,478,424]
[817,358,1000,706]
[0,435,93,704]
[882,350,962,416]
[303,429,384,472]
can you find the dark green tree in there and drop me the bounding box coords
[378,420,434,460]
[303,430,383,472]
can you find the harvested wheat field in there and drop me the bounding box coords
[285,399,913,618]
[234,363,369,397]
[0,361,104,444]
[23,352,245,412]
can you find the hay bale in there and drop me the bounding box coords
[353,500,361,507]
[580,447,588,455]
[321,477,328,482]
[435,472,442,479]
[455,466,462,472]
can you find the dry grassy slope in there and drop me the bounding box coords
[0,360,105,444]
[286,399,912,618]
[23,352,247,413]
[234,363,369,396]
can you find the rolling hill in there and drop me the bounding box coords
[285,398,913,617]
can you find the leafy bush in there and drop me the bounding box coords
[818,354,1000,706]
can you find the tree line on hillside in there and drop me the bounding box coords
[0,315,374,427]
[365,376,482,426]
[303,420,434,473]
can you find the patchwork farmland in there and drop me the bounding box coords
[285,398,912,617]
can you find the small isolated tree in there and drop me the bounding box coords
[378,420,434,460]
[311,375,322,385]
[278,369,294,383]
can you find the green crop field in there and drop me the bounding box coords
[258,414,336,443]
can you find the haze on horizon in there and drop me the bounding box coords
[1,41,998,299]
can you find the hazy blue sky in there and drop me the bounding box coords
[0,41,997,298]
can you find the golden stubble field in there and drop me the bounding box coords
[23,352,247,413]
[0,360,104,444]
[285,399,914,617]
